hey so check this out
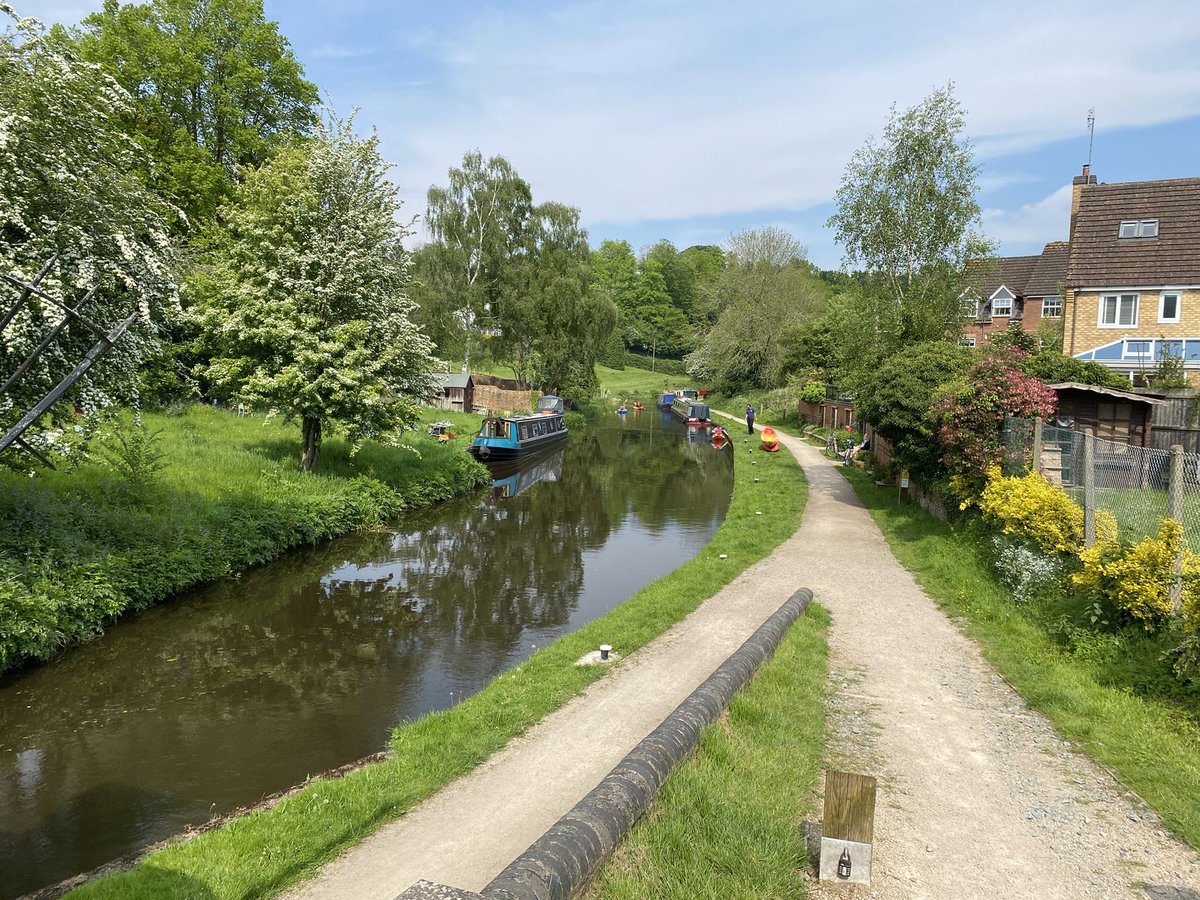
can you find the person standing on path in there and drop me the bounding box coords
[745,405,755,434]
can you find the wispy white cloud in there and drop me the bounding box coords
[981,185,1072,251]
[375,0,1200,234]
[310,44,373,61]
[21,0,1200,258]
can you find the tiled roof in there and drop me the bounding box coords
[1068,178,1200,286]
[1024,242,1069,296]
[965,253,1041,298]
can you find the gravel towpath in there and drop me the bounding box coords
[287,417,1200,900]
[779,424,1200,900]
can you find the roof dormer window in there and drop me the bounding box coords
[990,286,1014,317]
[1118,220,1159,239]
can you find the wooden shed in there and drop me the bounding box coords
[432,373,472,412]
[1048,382,1163,447]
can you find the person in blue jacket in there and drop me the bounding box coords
[745,405,756,434]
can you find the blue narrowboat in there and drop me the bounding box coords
[468,396,568,460]
[670,396,710,425]
[656,391,676,409]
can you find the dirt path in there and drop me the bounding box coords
[780,427,1200,899]
[286,419,1200,899]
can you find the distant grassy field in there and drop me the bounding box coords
[596,364,696,399]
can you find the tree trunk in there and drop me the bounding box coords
[300,416,321,472]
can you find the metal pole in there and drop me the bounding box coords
[1168,444,1184,615]
[1032,417,1044,476]
[1083,430,1096,547]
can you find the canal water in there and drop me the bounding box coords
[0,412,732,897]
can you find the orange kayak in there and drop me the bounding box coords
[760,427,780,452]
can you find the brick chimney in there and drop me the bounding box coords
[1070,164,1097,241]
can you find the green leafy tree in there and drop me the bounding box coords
[1,8,179,447]
[628,258,692,364]
[502,203,615,400]
[424,151,532,373]
[642,239,698,318]
[590,239,639,360]
[686,227,827,392]
[827,84,992,349]
[855,341,973,479]
[191,115,437,471]
[74,0,319,229]
[590,239,639,314]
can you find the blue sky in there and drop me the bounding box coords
[23,0,1200,269]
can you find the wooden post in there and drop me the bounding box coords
[1083,430,1096,548]
[1032,417,1044,476]
[821,770,877,884]
[1169,444,1184,615]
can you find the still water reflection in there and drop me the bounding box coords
[0,412,732,896]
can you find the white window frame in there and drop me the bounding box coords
[1118,220,1159,239]
[990,286,1014,318]
[960,336,976,348]
[1040,295,1062,318]
[959,292,980,318]
[1123,339,1152,359]
[1098,292,1139,328]
[1159,291,1181,324]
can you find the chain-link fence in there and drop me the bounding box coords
[1003,418,1200,551]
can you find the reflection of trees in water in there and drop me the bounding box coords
[0,415,733,897]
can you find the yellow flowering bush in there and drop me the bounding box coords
[976,466,1084,554]
[1072,519,1200,630]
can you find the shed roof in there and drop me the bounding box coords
[435,373,471,389]
[1048,382,1166,405]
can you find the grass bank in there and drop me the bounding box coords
[842,467,1200,848]
[0,404,490,675]
[590,604,829,900]
[72,427,809,899]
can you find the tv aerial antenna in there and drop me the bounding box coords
[1087,107,1096,169]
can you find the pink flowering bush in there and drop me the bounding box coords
[936,347,1057,493]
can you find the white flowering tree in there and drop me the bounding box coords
[191,114,439,471]
[0,6,179,446]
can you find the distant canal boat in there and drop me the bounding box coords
[670,396,711,425]
[468,396,568,460]
[656,391,676,409]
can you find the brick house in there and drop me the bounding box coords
[1062,169,1200,385]
[960,241,1068,347]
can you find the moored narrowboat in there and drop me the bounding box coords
[670,396,710,425]
[468,396,568,460]
[656,391,676,409]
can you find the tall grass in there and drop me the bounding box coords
[0,404,491,674]
[71,429,809,899]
